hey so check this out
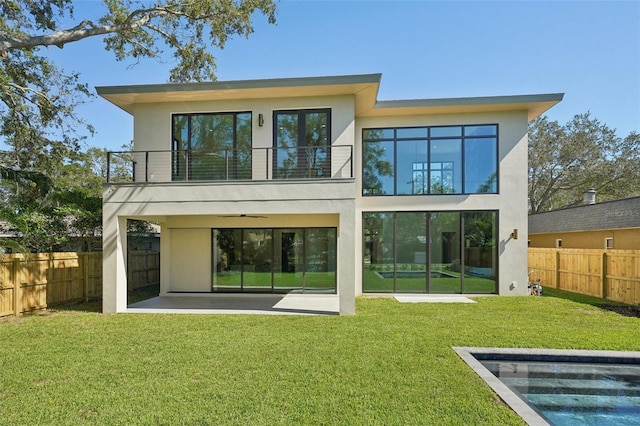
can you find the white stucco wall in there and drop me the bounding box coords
[132,95,354,149]
[168,229,211,292]
[354,111,530,296]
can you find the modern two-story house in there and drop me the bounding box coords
[98,73,562,314]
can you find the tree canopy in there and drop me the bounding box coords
[0,0,277,252]
[528,113,640,213]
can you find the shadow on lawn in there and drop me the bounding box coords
[543,287,640,318]
[48,284,161,314]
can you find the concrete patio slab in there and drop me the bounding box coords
[127,293,339,315]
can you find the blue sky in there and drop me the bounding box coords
[40,1,640,151]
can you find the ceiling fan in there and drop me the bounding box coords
[217,214,268,219]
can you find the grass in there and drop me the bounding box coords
[1,290,638,425]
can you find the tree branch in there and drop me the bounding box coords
[0,16,151,52]
[0,1,239,55]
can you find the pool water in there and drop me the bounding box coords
[376,271,456,279]
[481,359,640,425]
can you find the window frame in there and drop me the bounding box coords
[604,237,614,250]
[171,111,252,181]
[362,124,499,196]
[273,108,332,179]
[211,227,337,293]
[362,210,498,294]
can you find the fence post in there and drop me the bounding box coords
[83,253,89,303]
[12,258,20,316]
[601,251,607,300]
[554,250,561,289]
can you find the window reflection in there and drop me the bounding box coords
[362,141,394,195]
[362,124,497,195]
[397,140,428,194]
[274,110,330,179]
[465,138,497,193]
[171,112,252,181]
[213,227,337,293]
[430,139,461,193]
[362,211,497,294]
[463,211,497,293]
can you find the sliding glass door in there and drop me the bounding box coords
[363,211,497,294]
[274,109,330,179]
[273,229,304,291]
[212,227,336,293]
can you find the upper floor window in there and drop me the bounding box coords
[172,112,252,181]
[362,124,498,196]
[274,109,331,179]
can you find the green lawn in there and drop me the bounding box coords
[1,290,638,425]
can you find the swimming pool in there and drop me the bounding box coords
[454,347,640,425]
[375,271,457,279]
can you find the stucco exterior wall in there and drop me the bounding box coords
[354,111,530,295]
[133,95,354,149]
[128,96,355,181]
[169,229,212,292]
[528,229,640,250]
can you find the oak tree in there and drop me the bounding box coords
[528,113,640,213]
[0,0,276,251]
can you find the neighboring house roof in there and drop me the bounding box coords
[96,73,563,121]
[529,196,640,234]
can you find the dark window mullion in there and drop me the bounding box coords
[427,131,432,195]
[425,213,430,293]
[232,114,237,179]
[270,228,275,291]
[393,212,397,292]
[240,229,245,292]
[461,136,466,194]
[302,229,307,293]
[186,115,192,180]
[299,112,307,178]
[460,213,465,294]
[393,129,398,195]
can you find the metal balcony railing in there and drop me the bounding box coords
[106,146,353,183]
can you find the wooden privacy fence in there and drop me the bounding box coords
[528,248,640,305]
[0,251,159,317]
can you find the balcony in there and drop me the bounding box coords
[106,146,353,184]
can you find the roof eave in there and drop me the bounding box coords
[360,93,564,121]
[96,73,383,114]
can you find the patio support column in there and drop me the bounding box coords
[338,204,356,315]
[103,211,128,313]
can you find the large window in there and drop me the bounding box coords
[274,109,330,179]
[172,112,252,181]
[212,227,336,293]
[362,124,497,195]
[363,211,497,294]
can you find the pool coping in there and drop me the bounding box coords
[452,347,640,426]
